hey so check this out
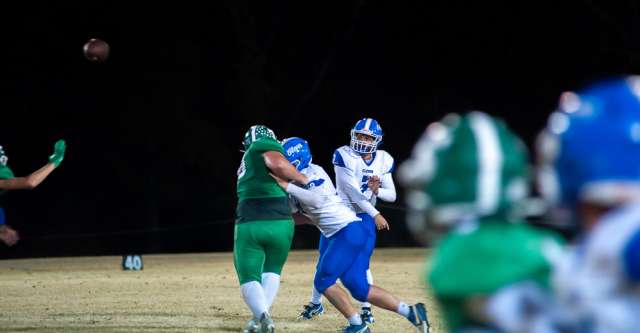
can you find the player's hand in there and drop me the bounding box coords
[368,176,381,195]
[0,225,19,247]
[48,139,66,168]
[269,173,289,190]
[374,214,390,231]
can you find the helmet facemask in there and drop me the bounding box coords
[350,131,382,154]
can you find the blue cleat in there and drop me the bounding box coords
[297,302,324,320]
[342,322,370,333]
[360,307,375,324]
[407,303,430,333]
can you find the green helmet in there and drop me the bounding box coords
[0,146,7,167]
[399,112,530,242]
[242,125,277,150]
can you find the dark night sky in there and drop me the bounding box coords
[2,1,640,258]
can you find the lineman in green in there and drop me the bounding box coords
[0,140,66,247]
[235,125,309,333]
[399,112,563,332]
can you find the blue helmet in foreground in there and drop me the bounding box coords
[537,76,640,211]
[282,137,312,171]
[350,118,383,154]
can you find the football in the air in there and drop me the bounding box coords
[83,38,110,62]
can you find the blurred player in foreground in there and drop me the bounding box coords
[399,112,563,332]
[278,137,429,333]
[537,77,640,332]
[0,140,66,247]
[234,125,309,333]
[299,118,396,324]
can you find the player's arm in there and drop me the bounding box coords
[293,212,314,226]
[334,165,389,230]
[373,172,396,202]
[263,151,309,185]
[0,139,66,190]
[335,165,379,217]
[271,173,323,209]
[0,163,56,190]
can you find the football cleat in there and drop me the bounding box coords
[243,318,259,333]
[360,307,375,325]
[297,302,324,320]
[258,312,275,333]
[341,322,370,333]
[407,303,430,333]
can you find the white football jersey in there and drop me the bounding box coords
[291,163,361,237]
[553,203,640,333]
[332,146,395,215]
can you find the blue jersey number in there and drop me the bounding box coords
[360,176,370,193]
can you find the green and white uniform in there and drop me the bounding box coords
[429,219,561,330]
[399,112,563,331]
[234,132,294,285]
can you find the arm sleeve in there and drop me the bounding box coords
[334,165,380,217]
[285,183,323,209]
[376,172,396,202]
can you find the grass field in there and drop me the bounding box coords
[0,248,443,333]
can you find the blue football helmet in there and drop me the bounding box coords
[537,76,640,211]
[281,137,313,171]
[350,118,383,154]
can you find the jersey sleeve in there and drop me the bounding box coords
[377,172,397,202]
[381,151,395,174]
[334,162,380,217]
[286,183,323,209]
[332,148,349,169]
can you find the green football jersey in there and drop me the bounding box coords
[235,138,291,224]
[0,165,14,199]
[428,219,562,330]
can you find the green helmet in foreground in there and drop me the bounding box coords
[398,111,530,243]
[242,125,277,150]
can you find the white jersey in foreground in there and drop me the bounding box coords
[553,202,640,333]
[332,146,396,217]
[285,163,360,238]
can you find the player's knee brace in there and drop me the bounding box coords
[341,276,370,302]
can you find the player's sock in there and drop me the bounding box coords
[261,272,280,309]
[241,281,268,320]
[310,286,323,304]
[348,313,363,326]
[396,302,411,318]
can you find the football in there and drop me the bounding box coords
[83,38,110,62]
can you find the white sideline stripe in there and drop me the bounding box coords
[251,126,256,142]
[469,112,503,214]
